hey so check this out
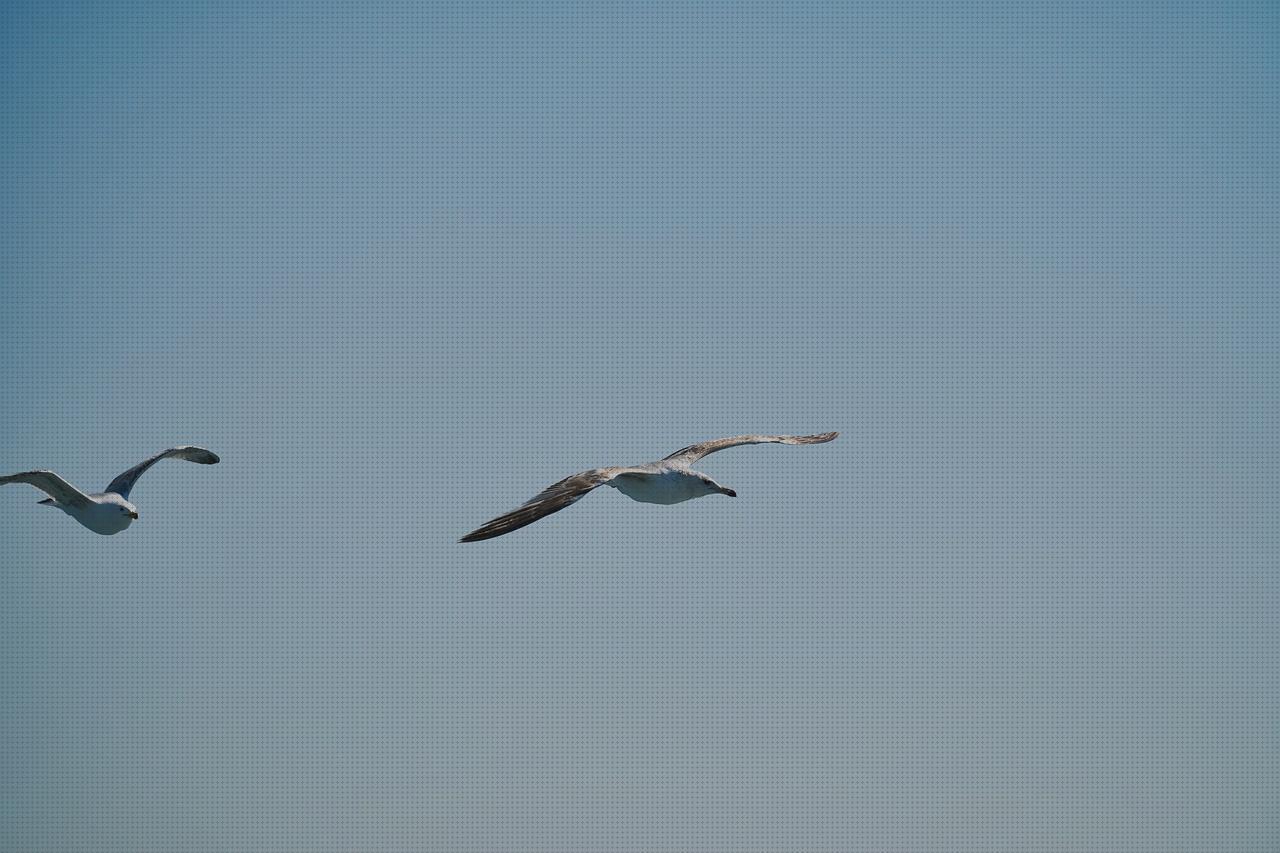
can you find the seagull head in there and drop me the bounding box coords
[102,494,140,521]
[697,475,736,498]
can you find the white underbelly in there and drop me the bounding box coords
[609,472,702,505]
[66,503,132,535]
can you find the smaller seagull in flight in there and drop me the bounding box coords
[461,432,837,542]
[1,446,220,535]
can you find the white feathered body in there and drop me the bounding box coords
[606,466,722,505]
[44,493,138,535]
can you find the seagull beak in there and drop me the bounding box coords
[722,488,737,497]
[128,511,139,520]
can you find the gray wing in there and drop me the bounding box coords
[104,446,220,498]
[460,467,625,543]
[0,470,94,508]
[663,432,838,466]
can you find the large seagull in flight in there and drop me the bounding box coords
[1,446,220,535]
[461,432,837,542]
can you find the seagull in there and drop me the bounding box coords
[0,446,220,535]
[460,432,837,542]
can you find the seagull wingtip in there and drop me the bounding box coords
[181,446,220,464]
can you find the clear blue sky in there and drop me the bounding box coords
[2,2,1276,850]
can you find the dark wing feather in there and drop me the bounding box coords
[663,432,838,465]
[460,468,616,543]
[105,446,220,498]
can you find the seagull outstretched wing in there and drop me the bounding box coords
[662,432,838,466]
[104,446,220,499]
[0,470,94,508]
[460,467,637,543]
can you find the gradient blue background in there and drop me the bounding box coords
[2,2,1277,850]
